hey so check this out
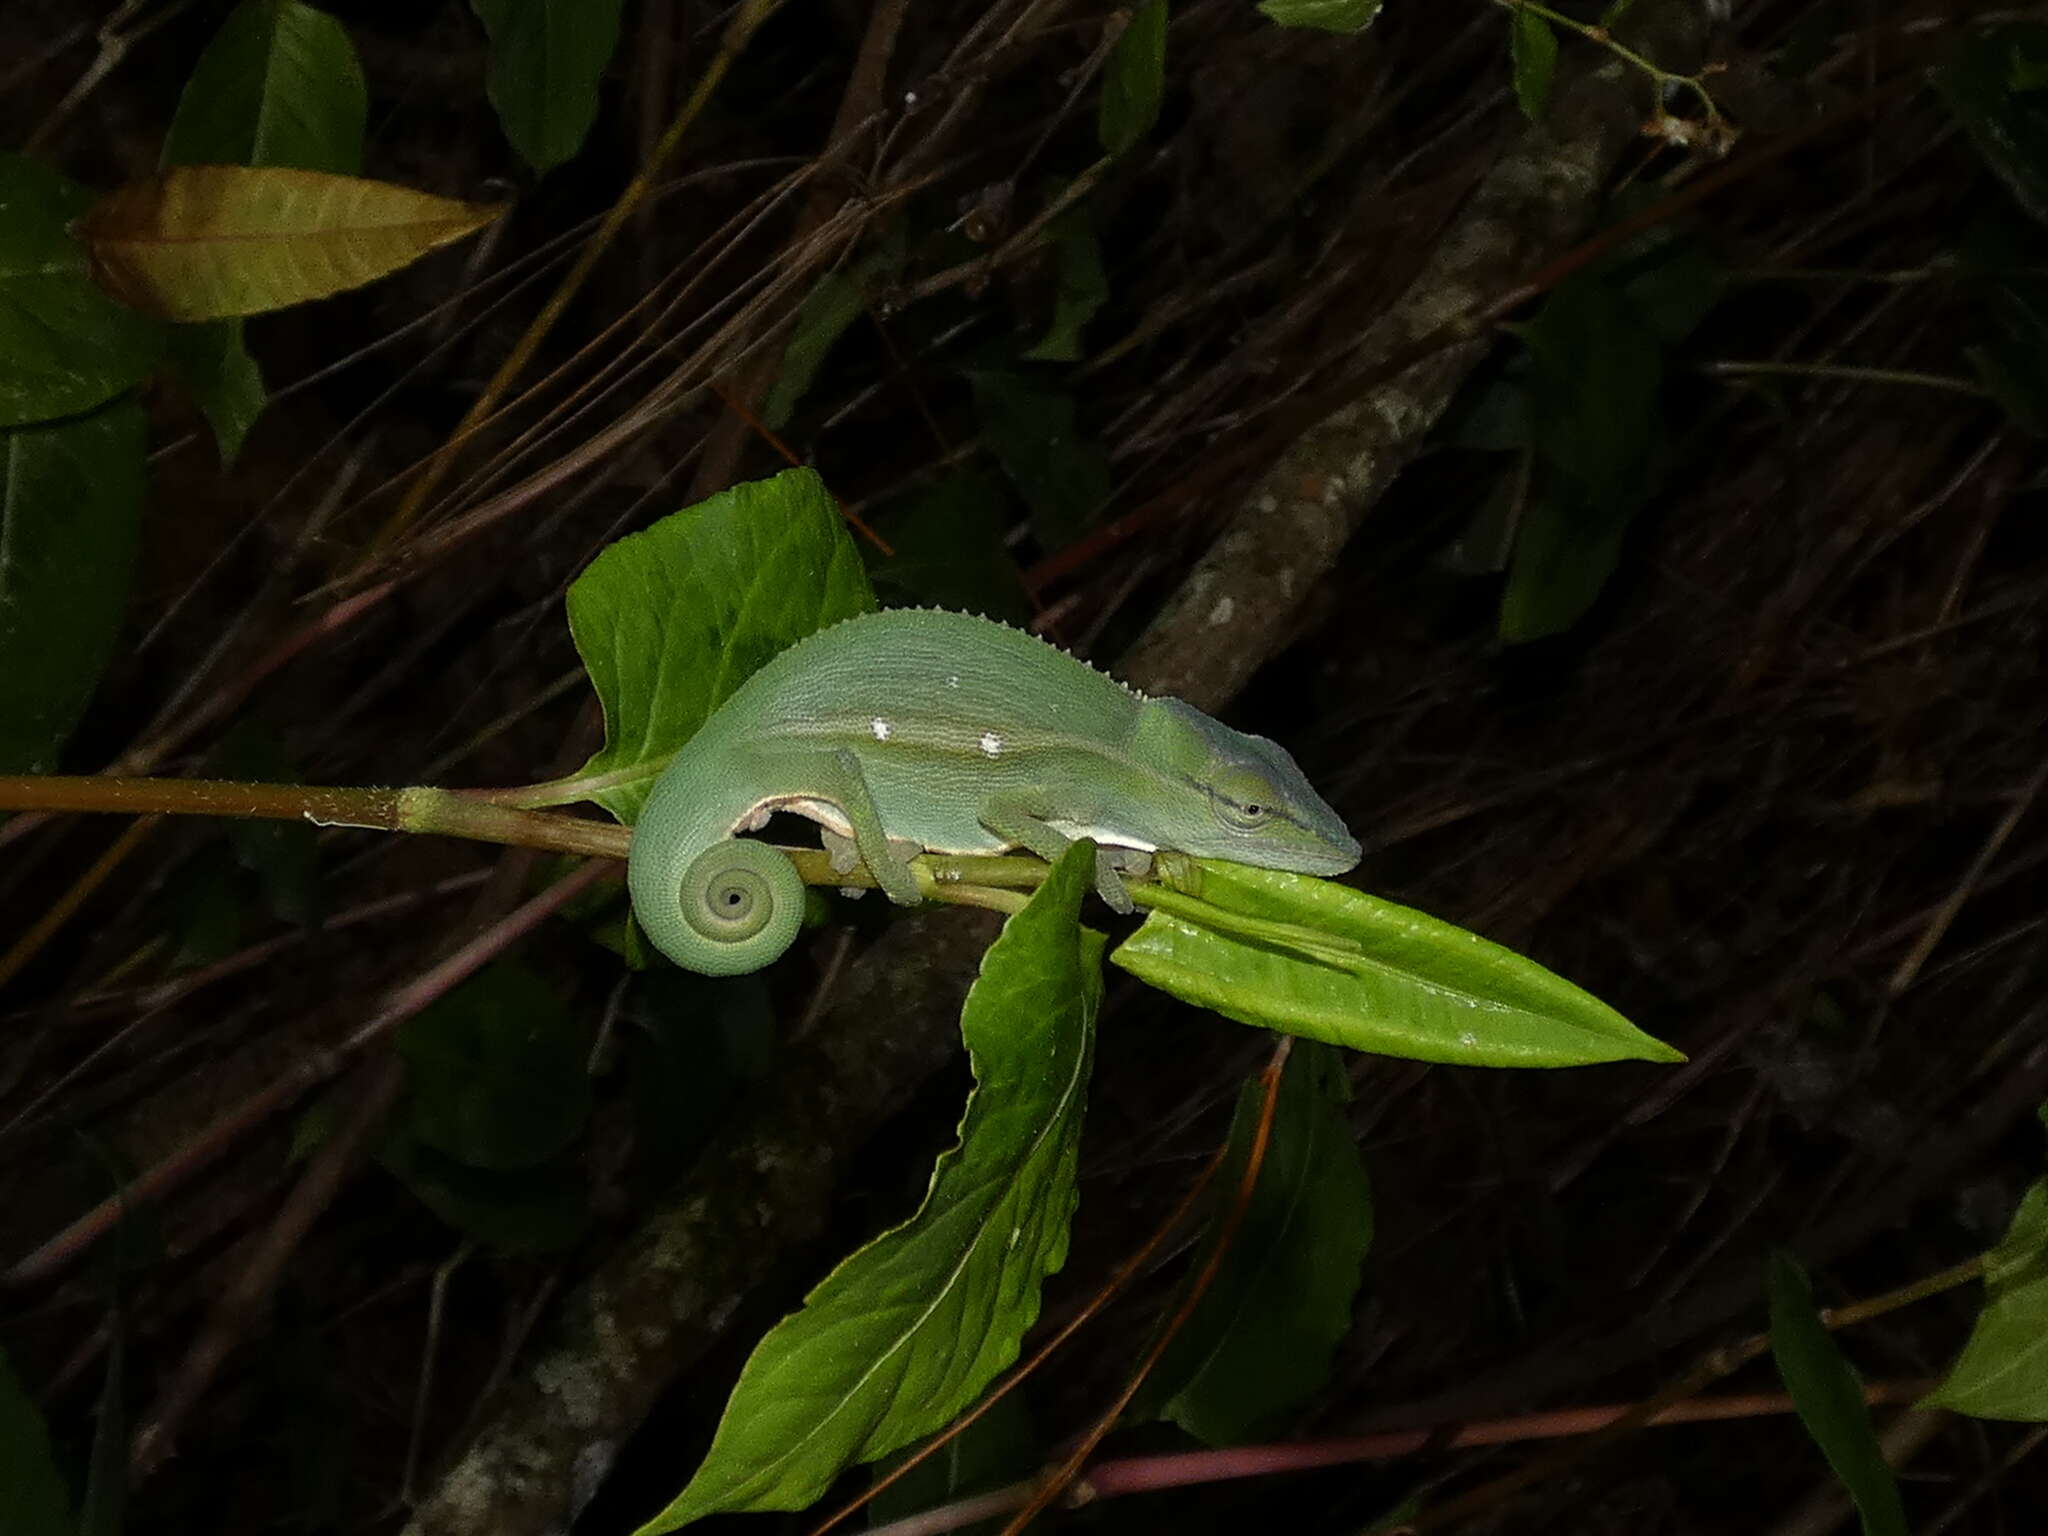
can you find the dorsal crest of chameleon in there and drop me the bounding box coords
[626,608,1361,974]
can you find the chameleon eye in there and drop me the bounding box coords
[1211,771,1275,832]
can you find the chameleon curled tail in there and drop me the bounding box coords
[624,609,1360,976]
[663,838,808,976]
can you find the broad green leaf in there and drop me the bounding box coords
[1923,1180,2048,1419]
[0,154,161,428]
[867,470,1032,625]
[1960,209,2048,437]
[1937,24,2048,227]
[1145,1041,1372,1442]
[1769,1253,1909,1536]
[1111,862,1682,1067]
[970,371,1113,547]
[564,466,876,824]
[634,842,1101,1532]
[763,271,868,431]
[1022,200,1110,364]
[623,967,774,1188]
[0,1345,74,1536]
[1099,0,1168,157]
[77,166,502,321]
[0,399,147,775]
[1257,0,1382,35]
[1509,7,1558,122]
[471,0,627,172]
[163,0,367,175]
[395,963,591,1172]
[162,0,369,461]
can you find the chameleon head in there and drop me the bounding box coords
[1134,696,1362,876]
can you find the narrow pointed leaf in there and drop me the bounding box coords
[1144,1041,1372,1442]
[1509,8,1558,122]
[634,842,1101,1533]
[77,166,503,321]
[0,154,161,428]
[1111,862,1681,1067]
[471,0,627,172]
[1099,0,1168,157]
[1923,1180,2048,1419]
[163,0,367,174]
[0,399,147,774]
[564,467,875,824]
[1768,1253,1909,1536]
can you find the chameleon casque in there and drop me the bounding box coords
[626,608,1361,974]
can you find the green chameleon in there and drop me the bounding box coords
[626,608,1360,974]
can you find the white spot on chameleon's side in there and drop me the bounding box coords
[947,674,960,689]
[979,731,1003,758]
[870,717,891,741]
[1208,595,1236,626]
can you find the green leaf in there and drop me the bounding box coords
[634,841,1101,1532]
[379,1130,589,1253]
[164,850,246,966]
[1111,862,1682,1067]
[1022,199,1110,364]
[564,466,876,824]
[161,0,367,461]
[1509,7,1558,123]
[1768,1253,1909,1536]
[970,371,1114,548]
[1498,482,1633,643]
[0,154,162,429]
[1937,24,2048,226]
[163,0,367,175]
[1256,0,1382,35]
[867,470,1032,625]
[165,320,267,466]
[762,271,868,431]
[396,963,591,1171]
[78,1329,124,1536]
[471,0,627,173]
[0,398,147,774]
[1923,1180,2048,1419]
[1500,273,1662,641]
[1099,0,1169,158]
[77,166,503,322]
[0,1344,75,1536]
[1144,1041,1372,1442]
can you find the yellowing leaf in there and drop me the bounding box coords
[76,165,503,321]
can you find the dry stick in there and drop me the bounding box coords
[1021,67,1924,603]
[997,1037,1295,1536]
[687,0,912,502]
[804,1074,1239,1536]
[1400,1250,1997,1534]
[1887,752,2048,995]
[3,860,614,1292]
[0,815,161,993]
[863,1381,1935,1536]
[365,0,791,555]
[129,1055,409,1478]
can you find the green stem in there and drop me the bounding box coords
[0,776,631,861]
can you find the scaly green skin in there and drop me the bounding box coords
[627,609,1361,974]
